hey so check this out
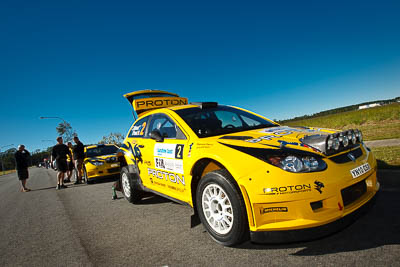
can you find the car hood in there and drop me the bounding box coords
[217,126,338,155]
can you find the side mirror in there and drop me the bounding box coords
[150,130,164,142]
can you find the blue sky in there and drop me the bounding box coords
[1,0,399,152]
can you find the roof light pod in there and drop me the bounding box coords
[327,136,340,151]
[342,135,349,147]
[349,130,357,144]
[354,129,363,142]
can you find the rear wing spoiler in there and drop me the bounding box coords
[123,89,188,117]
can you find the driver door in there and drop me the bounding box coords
[143,113,189,201]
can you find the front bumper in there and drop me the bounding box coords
[86,164,120,180]
[250,190,378,243]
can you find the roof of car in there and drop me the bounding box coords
[86,144,117,149]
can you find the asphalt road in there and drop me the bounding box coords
[364,138,400,148]
[1,168,399,266]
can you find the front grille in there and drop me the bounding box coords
[329,147,363,164]
[341,179,367,207]
[108,167,120,173]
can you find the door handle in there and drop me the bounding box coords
[138,145,145,148]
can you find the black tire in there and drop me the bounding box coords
[120,166,143,203]
[196,169,249,246]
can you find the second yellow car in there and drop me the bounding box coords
[83,144,120,183]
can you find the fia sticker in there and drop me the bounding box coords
[154,157,184,174]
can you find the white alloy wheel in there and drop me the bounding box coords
[201,183,234,235]
[121,172,131,198]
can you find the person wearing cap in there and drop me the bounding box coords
[14,144,31,192]
[51,137,72,189]
[73,136,85,184]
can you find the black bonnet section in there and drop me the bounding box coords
[219,142,322,162]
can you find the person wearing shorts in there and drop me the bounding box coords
[51,137,72,190]
[73,136,85,184]
[14,144,31,192]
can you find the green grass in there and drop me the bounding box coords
[371,146,400,169]
[284,103,400,141]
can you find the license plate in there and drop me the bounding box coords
[111,163,119,167]
[350,163,371,179]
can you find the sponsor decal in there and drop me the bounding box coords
[188,143,194,157]
[144,160,152,166]
[154,157,184,174]
[154,143,184,159]
[314,180,324,194]
[247,126,325,144]
[260,207,288,214]
[134,97,188,111]
[131,122,147,136]
[196,143,213,149]
[263,184,312,195]
[148,168,185,186]
[127,142,142,163]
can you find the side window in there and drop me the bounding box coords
[148,114,186,139]
[128,116,149,137]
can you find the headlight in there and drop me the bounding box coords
[281,156,303,172]
[342,135,349,147]
[327,136,340,150]
[268,155,327,173]
[106,157,117,163]
[350,131,357,144]
[91,161,104,166]
[354,129,363,142]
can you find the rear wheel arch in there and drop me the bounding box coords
[118,155,128,168]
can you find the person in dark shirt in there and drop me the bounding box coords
[73,136,85,184]
[52,137,72,190]
[14,144,31,192]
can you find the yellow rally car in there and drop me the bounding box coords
[117,90,379,246]
[83,144,120,183]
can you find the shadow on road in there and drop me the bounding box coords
[30,186,57,192]
[236,170,400,255]
[376,159,400,170]
[137,194,172,205]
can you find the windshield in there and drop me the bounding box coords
[86,145,118,157]
[174,105,278,138]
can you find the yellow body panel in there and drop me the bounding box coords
[119,91,379,239]
[84,144,120,181]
